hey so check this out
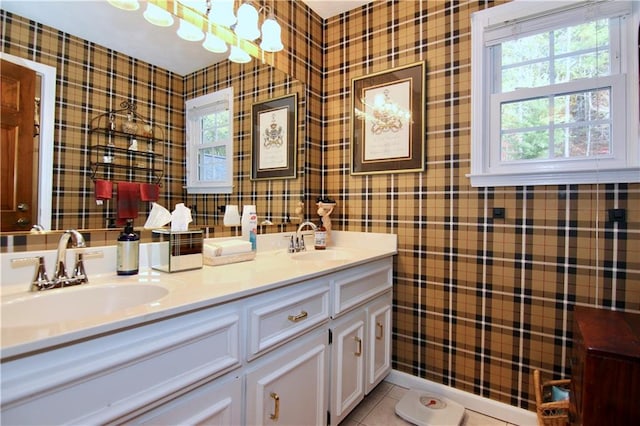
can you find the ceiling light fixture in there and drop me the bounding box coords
[203,30,228,53]
[109,0,283,65]
[177,18,205,41]
[107,0,140,11]
[143,2,174,27]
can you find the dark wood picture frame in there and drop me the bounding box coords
[251,93,297,180]
[351,61,426,175]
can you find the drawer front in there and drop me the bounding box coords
[1,306,241,425]
[247,280,330,359]
[125,372,242,425]
[332,258,392,318]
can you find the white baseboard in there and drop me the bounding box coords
[385,370,538,426]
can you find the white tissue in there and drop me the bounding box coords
[171,203,193,232]
[144,202,172,229]
[204,239,252,257]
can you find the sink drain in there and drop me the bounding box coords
[419,396,447,409]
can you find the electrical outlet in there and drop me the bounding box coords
[493,207,505,219]
[608,208,626,223]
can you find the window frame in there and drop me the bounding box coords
[469,0,639,187]
[185,87,234,194]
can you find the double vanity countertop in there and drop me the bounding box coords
[0,231,397,359]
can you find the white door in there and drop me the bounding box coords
[330,309,365,425]
[245,330,328,426]
[366,291,392,394]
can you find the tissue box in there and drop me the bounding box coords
[152,229,203,272]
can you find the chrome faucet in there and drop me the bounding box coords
[54,229,86,285]
[11,230,102,292]
[296,221,317,252]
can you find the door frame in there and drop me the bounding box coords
[1,53,56,230]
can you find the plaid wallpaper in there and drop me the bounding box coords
[321,0,640,410]
[2,0,639,414]
[0,2,312,231]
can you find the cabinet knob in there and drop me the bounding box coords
[269,392,280,421]
[16,217,30,227]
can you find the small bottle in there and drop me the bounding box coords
[241,205,257,250]
[314,219,327,250]
[117,220,139,275]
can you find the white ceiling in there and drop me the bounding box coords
[2,0,372,76]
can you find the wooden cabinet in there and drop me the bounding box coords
[570,307,640,425]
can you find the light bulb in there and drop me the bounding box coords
[107,0,140,11]
[229,45,251,63]
[177,19,205,42]
[235,1,260,41]
[259,14,283,52]
[143,2,174,27]
[210,0,236,27]
[203,33,228,53]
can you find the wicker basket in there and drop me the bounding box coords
[533,369,570,426]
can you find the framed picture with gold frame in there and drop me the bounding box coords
[251,93,297,180]
[351,62,425,175]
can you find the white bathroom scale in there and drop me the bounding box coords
[395,389,465,426]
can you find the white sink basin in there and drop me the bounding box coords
[1,284,168,328]
[291,248,355,262]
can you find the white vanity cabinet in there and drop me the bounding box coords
[245,328,328,425]
[1,247,394,426]
[328,258,393,425]
[124,372,242,425]
[0,304,242,425]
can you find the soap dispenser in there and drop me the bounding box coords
[117,220,139,275]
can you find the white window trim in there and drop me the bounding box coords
[469,0,640,187]
[185,87,234,194]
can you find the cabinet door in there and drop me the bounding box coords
[365,291,392,394]
[126,373,242,425]
[245,329,327,426]
[330,309,366,425]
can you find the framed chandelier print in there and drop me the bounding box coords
[350,61,425,175]
[251,93,297,180]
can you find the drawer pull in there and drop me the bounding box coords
[270,392,280,421]
[376,321,384,340]
[355,336,362,357]
[287,310,308,323]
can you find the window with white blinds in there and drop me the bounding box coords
[469,0,639,187]
[185,87,234,194]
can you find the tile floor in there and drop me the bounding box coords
[339,382,519,426]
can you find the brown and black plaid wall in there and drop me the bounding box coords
[320,0,639,411]
[2,0,638,413]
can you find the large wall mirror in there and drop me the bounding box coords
[1,9,306,235]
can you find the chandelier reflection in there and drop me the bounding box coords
[355,89,411,135]
[108,0,283,64]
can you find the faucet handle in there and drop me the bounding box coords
[287,235,296,253]
[72,250,102,285]
[11,256,51,291]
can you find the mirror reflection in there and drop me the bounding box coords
[0,8,305,234]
